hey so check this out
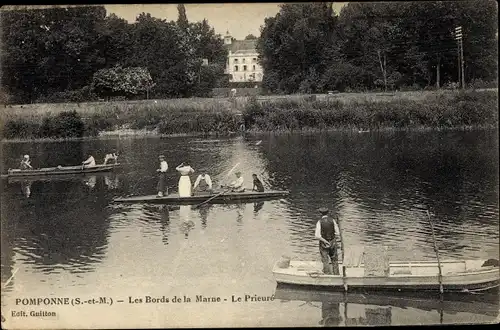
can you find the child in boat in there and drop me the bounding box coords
[252,174,264,192]
[19,155,33,170]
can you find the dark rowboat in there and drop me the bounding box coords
[113,190,289,205]
[2,163,121,179]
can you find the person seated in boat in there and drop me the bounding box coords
[82,154,96,168]
[176,162,195,197]
[252,173,264,192]
[156,155,169,197]
[103,150,118,164]
[223,172,245,193]
[315,207,341,275]
[193,172,213,195]
[19,155,33,170]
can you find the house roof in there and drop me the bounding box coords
[225,39,257,54]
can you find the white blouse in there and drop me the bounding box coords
[176,165,194,176]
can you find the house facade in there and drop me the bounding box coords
[223,31,263,83]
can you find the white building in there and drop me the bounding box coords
[223,31,263,83]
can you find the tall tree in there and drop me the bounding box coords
[257,3,340,93]
[177,4,189,32]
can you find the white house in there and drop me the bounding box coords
[223,31,263,83]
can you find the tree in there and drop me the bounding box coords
[245,34,257,40]
[0,6,107,103]
[257,3,341,94]
[127,13,195,98]
[91,66,155,99]
[177,4,189,32]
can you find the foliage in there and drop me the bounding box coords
[91,66,154,99]
[257,1,498,94]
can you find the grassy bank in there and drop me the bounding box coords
[1,90,497,140]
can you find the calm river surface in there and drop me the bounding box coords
[1,130,499,328]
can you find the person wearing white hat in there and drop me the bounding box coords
[19,155,33,170]
[315,207,341,275]
[224,171,245,193]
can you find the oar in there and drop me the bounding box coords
[193,163,240,209]
[426,209,444,295]
[336,214,348,292]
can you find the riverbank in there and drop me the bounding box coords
[1,89,497,140]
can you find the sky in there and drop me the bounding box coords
[106,3,348,40]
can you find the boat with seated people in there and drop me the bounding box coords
[113,189,289,205]
[2,163,121,179]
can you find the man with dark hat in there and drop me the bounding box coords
[315,207,341,275]
[156,155,169,197]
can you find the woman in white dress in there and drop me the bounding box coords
[176,163,195,197]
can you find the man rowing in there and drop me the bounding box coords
[193,172,213,194]
[19,155,33,170]
[315,207,341,275]
[223,171,245,193]
[82,154,96,168]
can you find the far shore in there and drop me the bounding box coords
[1,89,497,141]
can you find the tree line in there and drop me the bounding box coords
[1,2,497,104]
[1,5,227,104]
[257,1,498,94]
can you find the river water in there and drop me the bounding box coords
[1,130,498,328]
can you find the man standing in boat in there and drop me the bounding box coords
[315,207,341,275]
[156,155,168,197]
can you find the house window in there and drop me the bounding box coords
[252,65,256,71]
[234,65,238,71]
[252,58,257,62]
[243,65,247,71]
[242,58,246,63]
[234,59,238,63]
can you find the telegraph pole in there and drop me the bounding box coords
[454,26,465,89]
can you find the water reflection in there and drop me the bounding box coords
[158,205,171,245]
[274,285,499,325]
[1,178,112,272]
[20,181,33,198]
[253,201,264,214]
[197,204,212,229]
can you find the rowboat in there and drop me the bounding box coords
[272,258,499,293]
[274,285,500,319]
[2,163,121,178]
[113,190,289,205]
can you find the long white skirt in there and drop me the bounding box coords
[178,175,192,197]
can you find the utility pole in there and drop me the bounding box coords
[454,26,465,89]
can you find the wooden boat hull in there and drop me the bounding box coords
[3,164,120,178]
[272,260,499,293]
[113,190,289,205]
[274,285,500,317]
